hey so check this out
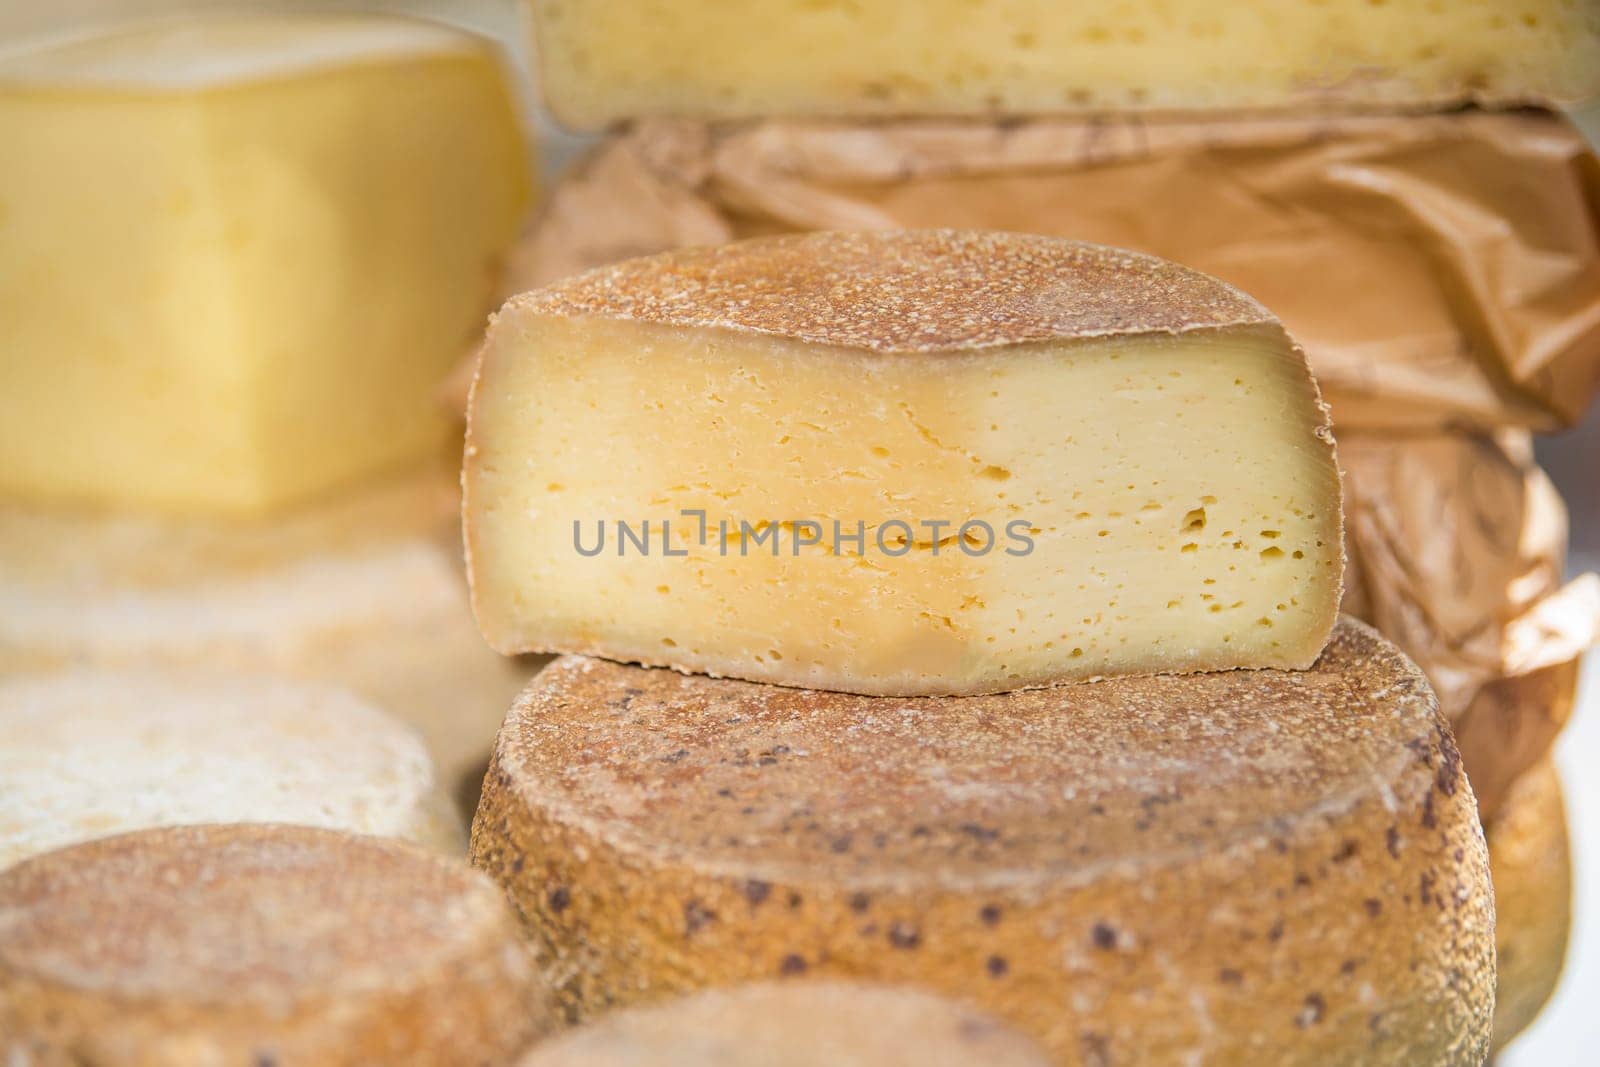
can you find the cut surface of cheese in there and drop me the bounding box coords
[467,230,1342,696]
[0,670,461,871]
[531,0,1600,127]
[1487,760,1571,1051]
[0,13,531,514]
[0,824,550,1064]
[472,619,1493,1064]
[0,472,539,808]
[519,982,1050,1066]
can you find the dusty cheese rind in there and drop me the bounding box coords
[471,619,1492,1065]
[466,230,1343,697]
[1486,760,1571,1051]
[0,13,531,515]
[0,824,551,1064]
[0,472,540,811]
[531,0,1600,127]
[518,981,1050,1066]
[0,669,463,870]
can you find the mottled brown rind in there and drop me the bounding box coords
[1487,760,1571,1051]
[518,981,1051,1066]
[500,229,1281,354]
[472,618,1493,1065]
[0,824,553,1065]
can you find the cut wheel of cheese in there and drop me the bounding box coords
[0,824,550,1064]
[0,13,532,515]
[0,472,540,810]
[0,670,462,870]
[472,618,1493,1065]
[518,981,1050,1066]
[530,0,1600,127]
[467,230,1343,696]
[1486,760,1571,1051]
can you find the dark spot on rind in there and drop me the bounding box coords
[888,922,922,949]
[684,899,717,935]
[986,954,1010,977]
[1218,968,1243,985]
[1386,826,1402,858]
[979,904,1002,926]
[1363,898,1382,918]
[1091,922,1118,950]
[1296,993,1326,1028]
[779,953,807,975]
[744,880,771,906]
[1436,726,1462,797]
[848,892,871,913]
[548,886,571,914]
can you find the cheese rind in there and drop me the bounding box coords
[518,982,1050,1066]
[0,670,461,870]
[467,230,1342,696]
[1487,760,1571,1050]
[471,619,1493,1064]
[0,14,531,514]
[532,0,1600,127]
[0,473,539,806]
[0,825,551,1063]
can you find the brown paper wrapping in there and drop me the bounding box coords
[509,110,1600,432]
[504,111,1600,801]
[1339,431,1599,815]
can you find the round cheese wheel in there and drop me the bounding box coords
[472,618,1494,1065]
[0,472,539,807]
[519,981,1050,1066]
[0,824,551,1064]
[0,669,462,870]
[1487,759,1571,1051]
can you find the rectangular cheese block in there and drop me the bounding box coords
[465,230,1344,696]
[0,14,532,514]
[531,0,1600,127]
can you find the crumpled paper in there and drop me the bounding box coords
[508,110,1600,433]
[501,110,1600,804]
[1339,431,1599,816]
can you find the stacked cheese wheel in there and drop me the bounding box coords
[463,230,1500,1065]
[501,2,1600,1056]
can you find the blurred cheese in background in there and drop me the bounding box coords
[0,668,466,870]
[0,12,532,514]
[0,471,542,815]
[1487,760,1574,1051]
[530,0,1600,127]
